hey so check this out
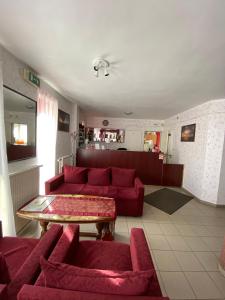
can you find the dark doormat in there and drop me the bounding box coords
[144,188,193,215]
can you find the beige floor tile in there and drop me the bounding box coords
[80,223,96,232]
[144,222,163,234]
[166,235,190,251]
[153,250,181,271]
[169,214,188,225]
[152,213,171,223]
[160,223,180,235]
[174,251,204,271]
[147,234,171,250]
[116,216,127,222]
[183,237,210,251]
[185,272,223,299]
[175,225,197,236]
[194,252,219,271]
[201,237,224,252]
[208,272,225,297]
[127,221,144,233]
[183,215,205,225]
[114,232,130,243]
[206,226,225,237]
[192,225,214,237]
[115,221,129,233]
[160,271,195,299]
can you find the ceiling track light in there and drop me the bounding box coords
[93,58,110,77]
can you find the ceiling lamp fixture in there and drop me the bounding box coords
[93,58,110,77]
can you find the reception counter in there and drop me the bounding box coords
[77,149,183,186]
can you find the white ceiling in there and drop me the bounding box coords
[0,0,225,119]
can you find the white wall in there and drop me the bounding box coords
[165,100,225,205]
[86,116,164,151]
[0,45,78,174]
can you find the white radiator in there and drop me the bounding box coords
[9,166,40,233]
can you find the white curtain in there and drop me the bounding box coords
[37,90,58,194]
[0,61,16,236]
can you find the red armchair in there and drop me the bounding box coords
[0,221,63,300]
[18,225,169,300]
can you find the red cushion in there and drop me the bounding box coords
[112,168,136,187]
[88,168,110,186]
[64,166,87,184]
[40,257,153,296]
[0,253,10,284]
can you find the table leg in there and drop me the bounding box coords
[96,222,104,239]
[39,221,49,237]
[96,221,115,241]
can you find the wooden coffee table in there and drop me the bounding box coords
[17,194,116,240]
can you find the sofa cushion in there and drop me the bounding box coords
[0,253,10,284]
[82,184,110,197]
[88,168,111,186]
[73,240,132,271]
[49,183,85,195]
[112,167,136,187]
[64,166,87,184]
[40,257,153,296]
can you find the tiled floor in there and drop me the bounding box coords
[20,185,225,300]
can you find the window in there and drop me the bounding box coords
[12,123,28,145]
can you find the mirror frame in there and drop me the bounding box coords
[3,85,37,162]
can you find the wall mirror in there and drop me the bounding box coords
[3,85,37,162]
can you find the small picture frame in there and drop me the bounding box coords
[58,109,70,132]
[181,124,196,142]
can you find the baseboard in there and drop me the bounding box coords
[181,187,225,207]
[17,220,32,236]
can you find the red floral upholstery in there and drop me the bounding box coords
[45,167,144,216]
[18,225,168,300]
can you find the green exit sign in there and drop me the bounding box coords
[23,69,40,88]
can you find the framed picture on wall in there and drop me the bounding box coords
[58,109,70,132]
[181,124,196,142]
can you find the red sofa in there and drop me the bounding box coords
[18,225,169,300]
[0,221,63,300]
[45,166,144,216]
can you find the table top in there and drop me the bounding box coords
[17,194,116,223]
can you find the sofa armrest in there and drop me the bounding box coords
[35,225,80,286]
[7,225,63,300]
[0,284,7,300]
[130,228,162,297]
[45,173,64,194]
[130,228,154,271]
[18,285,170,300]
[134,177,144,197]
